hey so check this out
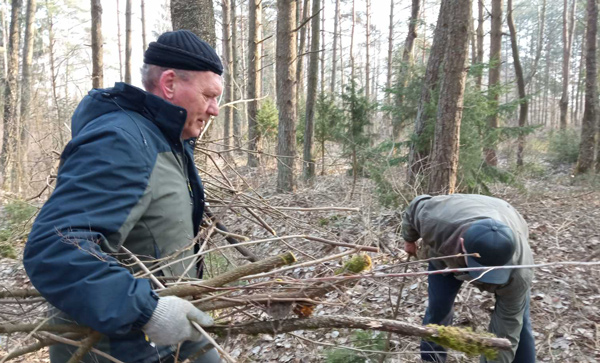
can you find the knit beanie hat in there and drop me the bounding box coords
[144,30,223,75]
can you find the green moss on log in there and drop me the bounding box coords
[426,324,499,360]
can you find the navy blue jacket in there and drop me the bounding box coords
[24,83,206,362]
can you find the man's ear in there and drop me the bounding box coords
[158,70,177,100]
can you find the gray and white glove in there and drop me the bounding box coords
[142,296,214,346]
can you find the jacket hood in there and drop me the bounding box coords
[71,82,188,143]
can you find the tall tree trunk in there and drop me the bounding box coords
[320,0,325,94]
[350,0,356,81]
[525,0,546,85]
[330,0,340,94]
[91,0,103,88]
[247,0,262,166]
[573,29,585,126]
[171,0,216,47]
[17,0,37,192]
[231,1,242,152]
[392,0,420,140]
[0,0,21,190]
[484,0,502,166]
[365,0,371,101]
[141,0,147,52]
[407,1,449,186]
[296,0,309,119]
[303,0,319,181]
[559,0,576,129]
[222,0,233,155]
[276,0,297,192]
[0,3,7,79]
[507,0,528,168]
[428,0,472,195]
[385,0,394,135]
[117,0,123,81]
[125,0,132,84]
[46,1,63,147]
[576,0,597,174]
[475,0,484,90]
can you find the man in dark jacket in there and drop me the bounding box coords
[402,194,535,363]
[24,30,223,363]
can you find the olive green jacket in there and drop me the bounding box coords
[402,194,534,363]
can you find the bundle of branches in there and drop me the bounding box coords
[0,144,512,362]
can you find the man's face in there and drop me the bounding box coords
[171,71,223,140]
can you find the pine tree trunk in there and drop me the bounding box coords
[507,0,528,168]
[385,0,394,136]
[350,0,355,81]
[428,0,472,195]
[117,0,123,80]
[230,2,242,152]
[222,0,233,155]
[484,0,502,166]
[525,0,546,85]
[330,0,340,94]
[247,0,262,167]
[276,0,297,192]
[141,0,147,52]
[0,0,22,190]
[365,0,371,101]
[303,0,319,182]
[91,0,103,88]
[392,0,420,140]
[407,1,449,187]
[559,0,576,129]
[320,0,325,94]
[296,0,308,119]
[46,3,63,147]
[171,0,216,47]
[125,0,132,84]
[17,0,37,192]
[576,0,597,174]
[475,0,484,90]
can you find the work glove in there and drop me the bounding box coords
[142,296,214,346]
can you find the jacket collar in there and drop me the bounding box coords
[109,82,188,144]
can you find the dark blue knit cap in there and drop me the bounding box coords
[463,219,516,284]
[144,30,223,75]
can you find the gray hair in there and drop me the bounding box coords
[140,64,193,92]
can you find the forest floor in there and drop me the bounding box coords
[0,158,599,362]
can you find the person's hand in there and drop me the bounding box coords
[404,241,418,256]
[142,296,214,346]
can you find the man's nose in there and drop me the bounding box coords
[209,100,220,116]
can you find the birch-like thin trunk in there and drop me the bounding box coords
[141,0,147,52]
[484,0,502,166]
[230,2,242,151]
[0,0,22,190]
[117,0,123,80]
[91,0,103,88]
[507,0,528,168]
[221,0,233,155]
[247,0,262,166]
[330,0,340,94]
[559,0,576,129]
[17,0,37,192]
[303,0,319,182]
[125,0,132,84]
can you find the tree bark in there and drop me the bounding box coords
[303,0,320,181]
[17,0,37,192]
[276,0,297,192]
[125,0,132,84]
[90,0,103,88]
[365,0,371,101]
[576,0,597,174]
[385,0,394,134]
[320,0,325,94]
[407,1,450,187]
[484,0,502,166]
[330,0,340,94]
[392,0,420,140]
[117,0,123,80]
[230,1,242,152]
[525,0,546,85]
[296,0,309,118]
[171,0,216,47]
[222,0,233,155]
[428,0,471,195]
[0,0,23,190]
[141,0,147,52]
[507,0,528,168]
[559,0,576,129]
[475,0,484,90]
[247,0,262,167]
